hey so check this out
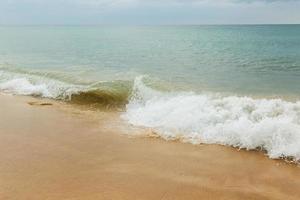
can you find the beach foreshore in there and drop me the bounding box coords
[0,94,300,200]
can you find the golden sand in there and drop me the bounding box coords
[0,94,300,200]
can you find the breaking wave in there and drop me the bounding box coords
[2,66,300,162]
[123,77,300,162]
[0,66,131,109]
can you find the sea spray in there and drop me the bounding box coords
[0,68,131,108]
[2,66,300,161]
[124,76,300,161]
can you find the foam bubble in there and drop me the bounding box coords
[123,77,300,161]
[0,78,51,97]
[0,68,131,107]
[0,68,89,99]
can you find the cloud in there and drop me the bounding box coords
[2,0,300,8]
[0,0,300,25]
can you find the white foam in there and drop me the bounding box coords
[2,70,300,161]
[0,70,85,99]
[123,77,300,161]
[0,78,51,97]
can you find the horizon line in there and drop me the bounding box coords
[1,23,300,27]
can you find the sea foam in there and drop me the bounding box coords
[123,77,300,161]
[2,67,300,161]
[0,68,130,107]
[0,73,84,99]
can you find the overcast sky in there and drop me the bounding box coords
[0,0,299,25]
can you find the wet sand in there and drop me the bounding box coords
[0,94,300,200]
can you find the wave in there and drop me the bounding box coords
[0,67,131,109]
[123,76,300,162]
[2,66,300,162]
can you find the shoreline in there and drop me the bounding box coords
[1,94,300,200]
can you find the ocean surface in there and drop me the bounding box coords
[1,25,300,161]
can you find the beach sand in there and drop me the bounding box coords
[0,94,300,200]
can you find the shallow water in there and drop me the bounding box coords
[1,25,300,96]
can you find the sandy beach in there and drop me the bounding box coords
[0,94,300,200]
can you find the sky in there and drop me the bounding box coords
[0,0,299,25]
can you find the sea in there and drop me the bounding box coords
[1,25,300,161]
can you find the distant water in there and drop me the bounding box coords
[1,25,300,161]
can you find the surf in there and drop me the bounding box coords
[2,66,300,162]
[0,66,132,109]
[123,76,300,162]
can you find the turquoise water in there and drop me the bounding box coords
[2,25,300,161]
[1,25,300,98]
